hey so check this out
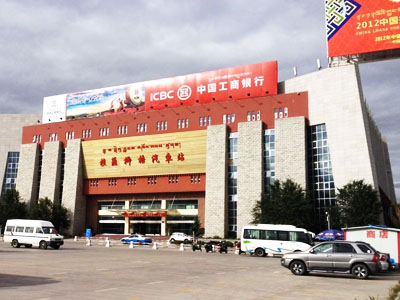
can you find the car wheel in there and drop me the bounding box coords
[290,261,307,276]
[53,245,60,250]
[39,241,48,250]
[255,248,265,257]
[170,238,175,243]
[352,264,369,279]
[11,239,20,248]
[25,244,32,248]
[184,239,189,243]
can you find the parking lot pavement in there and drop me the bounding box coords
[1,239,399,300]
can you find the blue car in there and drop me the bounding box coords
[120,234,153,245]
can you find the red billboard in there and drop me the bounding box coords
[326,0,400,57]
[41,60,277,123]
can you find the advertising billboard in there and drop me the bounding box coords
[42,60,277,123]
[81,130,207,179]
[326,0,400,57]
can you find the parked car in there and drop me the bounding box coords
[280,241,387,279]
[120,234,152,245]
[168,232,193,243]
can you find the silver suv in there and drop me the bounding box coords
[281,241,384,279]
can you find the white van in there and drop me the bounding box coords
[3,219,64,249]
[241,224,313,257]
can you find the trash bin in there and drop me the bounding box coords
[85,228,92,238]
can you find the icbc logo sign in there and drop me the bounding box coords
[150,90,174,101]
[177,85,191,101]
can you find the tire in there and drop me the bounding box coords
[184,239,189,243]
[352,264,369,279]
[290,261,307,276]
[25,244,32,248]
[11,239,20,248]
[255,248,265,257]
[53,245,60,250]
[170,238,175,243]
[39,241,48,250]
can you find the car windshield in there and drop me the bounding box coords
[42,227,57,234]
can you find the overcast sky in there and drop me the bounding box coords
[0,0,399,201]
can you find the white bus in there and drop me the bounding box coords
[240,224,313,257]
[3,219,64,249]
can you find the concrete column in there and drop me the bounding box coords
[205,125,228,238]
[275,116,307,189]
[15,143,39,209]
[62,139,85,236]
[237,121,263,238]
[161,200,166,236]
[124,200,130,234]
[39,141,62,203]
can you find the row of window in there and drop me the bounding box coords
[223,113,236,124]
[65,131,75,140]
[49,133,59,141]
[156,121,168,131]
[89,175,204,187]
[118,125,128,135]
[32,108,288,143]
[82,129,92,139]
[98,200,198,211]
[274,107,289,119]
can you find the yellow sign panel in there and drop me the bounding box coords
[82,130,207,179]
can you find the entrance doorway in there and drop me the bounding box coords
[131,222,161,235]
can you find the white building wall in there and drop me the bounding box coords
[0,114,40,195]
[237,121,263,237]
[39,141,62,203]
[275,116,307,189]
[280,65,378,193]
[205,125,228,238]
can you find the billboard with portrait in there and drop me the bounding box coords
[42,60,277,123]
[326,0,400,57]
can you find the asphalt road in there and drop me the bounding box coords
[0,239,398,300]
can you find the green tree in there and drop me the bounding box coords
[336,180,382,227]
[252,179,314,229]
[0,189,28,231]
[191,215,203,237]
[29,197,71,233]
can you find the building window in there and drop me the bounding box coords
[147,176,157,184]
[99,127,109,137]
[279,108,283,118]
[127,177,136,186]
[157,121,168,131]
[166,200,198,209]
[82,129,92,139]
[137,123,147,133]
[223,114,226,124]
[65,131,74,140]
[264,129,275,193]
[32,134,42,143]
[1,152,20,196]
[190,174,201,184]
[118,125,128,135]
[199,116,211,127]
[228,133,238,238]
[284,107,288,117]
[89,179,99,187]
[274,108,278,119]
[308,124,336,223]
[59,148,65,204]
[49,133,58,141]
[168,175,179,184]
[178,119,189,129]
[108,178,117,186]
